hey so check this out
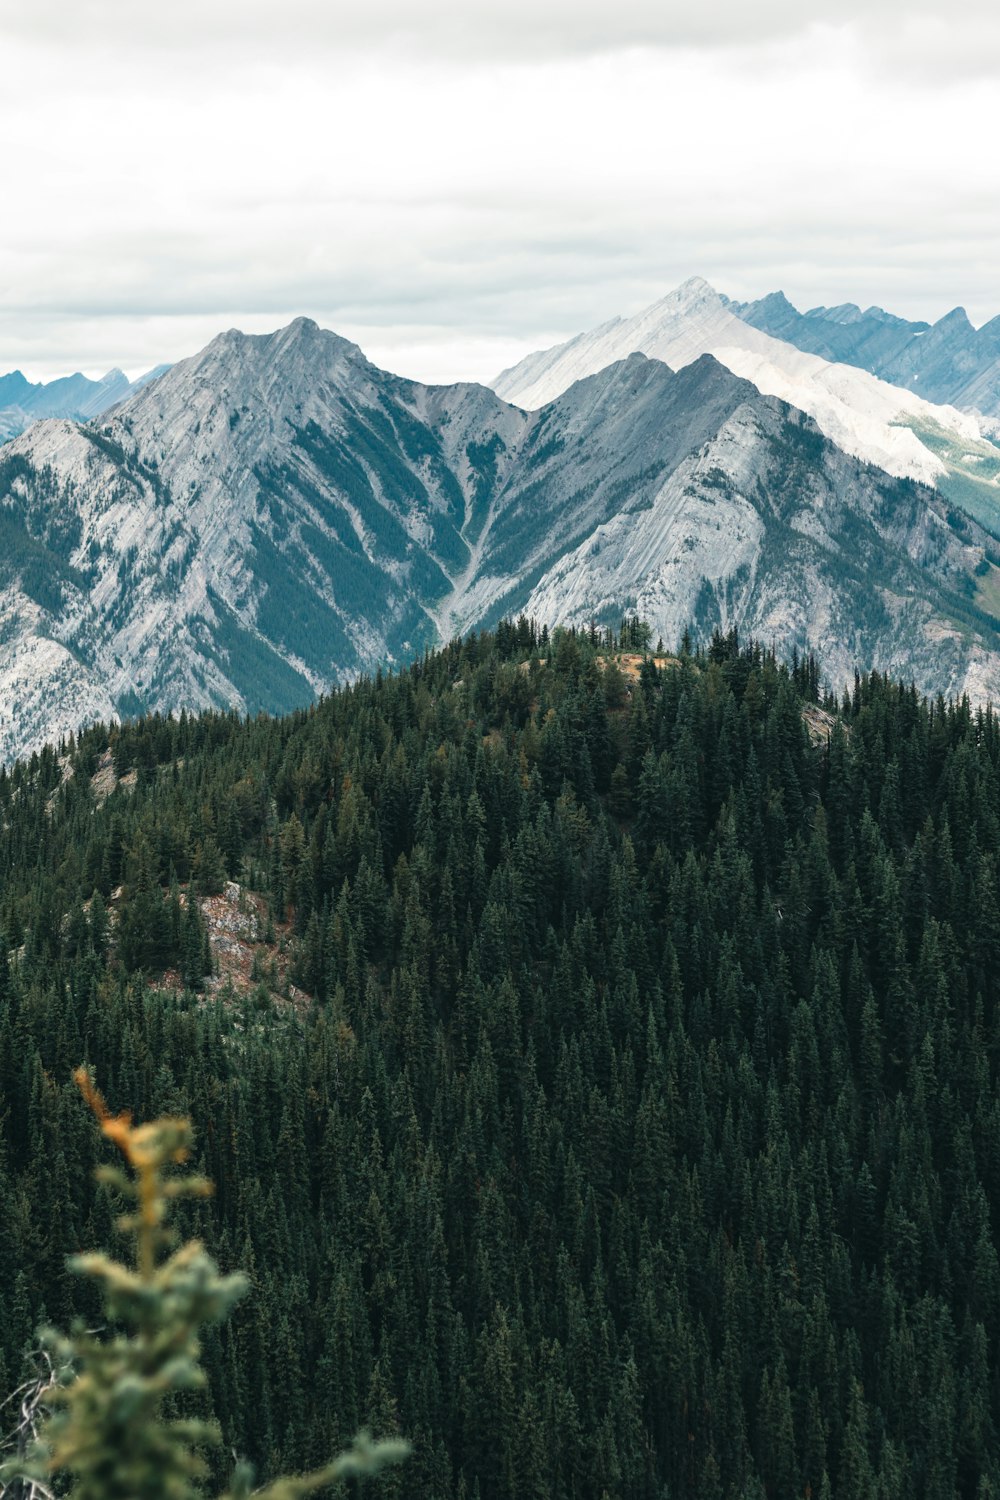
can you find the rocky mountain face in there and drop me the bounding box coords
[512,358,1000,709]
[493,278,1000,528]
[0,318,524,761]
[1,318,1000,762]
[0,364,170,444]
[727,289,1000,419]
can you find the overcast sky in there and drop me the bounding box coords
[1,0,998,384]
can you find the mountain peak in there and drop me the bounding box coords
[936,306,973,332]
[0,369,32,403]
[270,315,366,361]
[805,302,865,325]
[195,318,364,372]
[722,290,801,332]
[668,275,722,310]
[759,291,798,313]
[634,276,726,326]
[3,308,1000,769]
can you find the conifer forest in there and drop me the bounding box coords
[3,620,1000,1498]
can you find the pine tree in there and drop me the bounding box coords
[0,1070,408,1500]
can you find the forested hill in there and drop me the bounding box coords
[3,621,1000,1498]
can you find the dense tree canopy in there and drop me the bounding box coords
[2,619,1000,1498]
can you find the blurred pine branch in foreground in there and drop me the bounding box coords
[0,1067,409,1500]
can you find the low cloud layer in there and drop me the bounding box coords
[1,4,998,382]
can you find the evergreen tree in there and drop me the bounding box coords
[0,1070,408,1500]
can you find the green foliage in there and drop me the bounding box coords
[203,591,313,717]
[4,621,1000,1497]
[900,417,1000,538]
[0,1072,407,1500]
[248,519,355,675]
[0,511,84,615]
[464,436,506,544]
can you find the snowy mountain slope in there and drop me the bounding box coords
[3,319,1000,762]
[492,278,994,501]
[729,290,1000,419]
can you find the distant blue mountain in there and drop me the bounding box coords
[725,290,1000,417]
[0,363,171,442]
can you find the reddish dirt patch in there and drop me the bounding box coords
[162,881,309,1008]
[516,653,679,681]
[599,652,679,681]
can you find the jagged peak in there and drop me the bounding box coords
[935,306,974,332]
[186,318,368,376]
[548,349,756,417]
[667,275,723,309]
[283,315,319,335]
[751,290,796,311]
[641,276,725,322]
[538,349,663,408]
[975,313,1000,339]
[267,315,364,360]
[804,302,865,325]
[683,349,742,378]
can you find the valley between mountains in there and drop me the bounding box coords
[3,299,1000,763]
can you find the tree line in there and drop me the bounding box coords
[1,621,999,1497]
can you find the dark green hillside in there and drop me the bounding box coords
[2,622,1000,1498]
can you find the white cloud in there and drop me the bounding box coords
[0,6,998,382]
[4,0,1000,68]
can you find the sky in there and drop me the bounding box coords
[1,0,999,385]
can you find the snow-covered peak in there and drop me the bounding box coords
[492,277,987,487]
[660,275,721,312]
[634,277,727,327]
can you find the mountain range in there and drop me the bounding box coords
[493,278,1000,535]
[0,363,170,443]
[2,310,1000,762]
[726,289,1000,419]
